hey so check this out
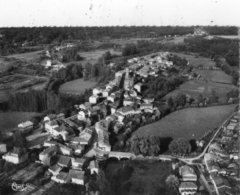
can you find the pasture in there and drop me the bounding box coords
[165,80,237,102]
[6,50,43,62]
[196,69,232,84]
[133,104,236,140]
[59,78,96,95]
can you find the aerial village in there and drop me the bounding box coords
[0,51,239,195]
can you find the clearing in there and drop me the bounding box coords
[165,80,237,102]
[133,104,236,140]
[59,78,97,95]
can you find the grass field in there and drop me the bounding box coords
[105,160,175,195]
[165,80,237,102]
[133,104,236,140]
[172,52,216,68]
[79,49,121,65]
[59,78,97,95]
[0,112,40,131]
[167,53,236,102]
[196,69,232,84]
[6,50,43,62]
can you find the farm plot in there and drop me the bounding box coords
[133,104,236,140]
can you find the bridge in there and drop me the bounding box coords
[108,151,136,160]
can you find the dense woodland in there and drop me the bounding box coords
[0,26,238,55]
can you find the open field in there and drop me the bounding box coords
[105,160,175,195]
[133,104,236,140]
[196,69,232,84]
[6,50,43,62]
[0,112,40,131]
[167,53,236,102]
[59,78,97,95]
[172,52,216,68]
[165,80,237,102]
[79,49,121,65]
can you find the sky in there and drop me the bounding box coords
[0,0,239,27]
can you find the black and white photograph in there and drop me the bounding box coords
[0,0,239,194]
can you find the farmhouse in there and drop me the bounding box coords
[57,155,71,168]
[89,95,99,104]
[51,171,69,184]
[179,182,198,195]
[48,164,62,176]
[89,160,99,175]
[179,165,197,181]
[18,121,33,132]
[69,169,85,185]
[39,146,58,166]
[71,157,86,170]
[2,147,28,164]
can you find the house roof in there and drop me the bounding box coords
[49,164,62,173]
[179,165,196,177]
[179,182,197,189]
[69,169,84,180]
[58,155,71,167]
[56,171,69,181]
[71,157,86,165]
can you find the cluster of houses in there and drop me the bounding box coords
[204,111,240,195]
[0,52,195,191]
[37,52,174,185]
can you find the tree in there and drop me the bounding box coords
[167,97,175,108]
[209,90,219,103]
[128,135,161,156]
[197,94,204,105]
[176,93,187,107]
[165,174,180,191]
[169,138,191,155]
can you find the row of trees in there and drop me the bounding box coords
[127,135,192,157]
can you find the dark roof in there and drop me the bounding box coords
[58,155,71,167]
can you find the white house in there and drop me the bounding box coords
[59,144,73,156]
[93,87,103,96]
[89,160,99,175]
[179,165,197,181]
[69,169,85,185]
[95,120,109,133]
[39,146,58,165]
[89,95,99,104]
[51,172,69,184]
[45,120,59,133]
[97,128,111,152]
[179,182,198,195]
[48,164,62,176]
[18,121,33,132]
[134,83,142,93]
[71,157,86,170]
[77,110,87,121]
[2,147,28,164]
